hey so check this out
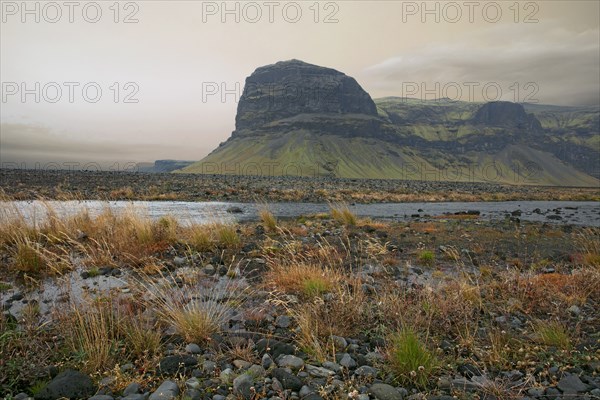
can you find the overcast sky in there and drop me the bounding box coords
[1,0,599,167]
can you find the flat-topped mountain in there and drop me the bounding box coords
[473,101,543,132]
[235,59,378,132]
[180,60,599,186]
[231,60,392,141]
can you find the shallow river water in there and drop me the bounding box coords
[3,200,600,226]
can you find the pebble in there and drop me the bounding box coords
[185,343,202,354]
[275,315,292,328]
[233,373,254,400]
[305,365,335,378]
[369,383,403,400]
[262,353,274,369]
[277,355,304,370]
[354,366,378,378]
[339,353,357,369]
[123,382,141,396]
[149,380,179,400]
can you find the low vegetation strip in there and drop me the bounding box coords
[0,202,599,399]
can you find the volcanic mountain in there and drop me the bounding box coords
[180,60,599,186]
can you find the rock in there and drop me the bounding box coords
[303,395,324,400]
[322,361,342,373]
[121,395,147,400]
[339,353,357,369]
[557,373,588,394]
[299,385,314,397]
[277,355,304,370]
[219,368,235,384]
[233,359,253,370]
[247,365,266,379]
[275,315,291,328]
[457,363,481,378]
[365,351,384,364]
[451,378,480,392]
[185,343,202,354]
[256,339,296,359]
[203,360,217,375]
[173,256,186,266]
[272,368,304,391]
[262,353,274,369]
[233,373,254,400]
[305,365,335,378]
[123,382,141,396]
[354,366,378,379]
[330,335,347,350]
[34,369,96,400]
[159,355,198,375]
[13,393,29,400]
[527,387,545,397]
[368,383,404,400]
[185,377,201,391]
[120,363,135,373]
[149,380,179,400]
[203,264,216,275]
[567,305,581,316]
[183,389,202,400]
[226,206,243,214]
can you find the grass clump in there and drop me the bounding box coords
[59,297,121,373]
[215,223,240,248]
[330,204,357,226]
[267,262,340,299]
[259,208,278,232]
[143,275,235,344]
[13,237,47,273]
[386,328,439,389]
[417,250,435,266]
[575,228,600,268]
[533,320,571,350]
[301,277,331,298]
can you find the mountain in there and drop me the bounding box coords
[179,60,599,187]
[138,160,195,173]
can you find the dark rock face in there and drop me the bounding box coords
[473,101,543,132]
[234,59,378,133]
[34,369,96,400]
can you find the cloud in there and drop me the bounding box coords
[364,24,600,105]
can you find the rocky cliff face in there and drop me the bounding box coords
[234,59,379,134]
[473,101,543,132]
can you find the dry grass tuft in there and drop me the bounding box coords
[141,272,239,344]
[330,203,357,226]
[259,208,278,232]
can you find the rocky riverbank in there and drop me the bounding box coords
[1,202,599,400]
[1,169,599,203]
